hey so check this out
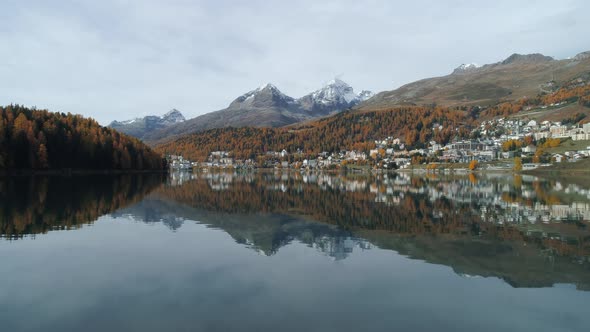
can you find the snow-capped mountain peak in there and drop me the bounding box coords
[355,90,374,102]
[307,78,372,105]
[452,63,480,74]
[296,79,373,115]
[239,83,289,99]
[108,109,186,139]
[114,109,185,126]
[310,79,356,105]
[230,83,296,109]
[459,63,479,70]
[258,82,278,91]
[161,109,186,124]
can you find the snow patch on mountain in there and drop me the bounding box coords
[119,118,137,125]
[355,90,374,102]
[229,82,299,111]
[312,78,357,104]
[305,78,372,106]
[452,63,480,74]
[114,109,185,126]
[460,63,479,70]
[161,109,186,124]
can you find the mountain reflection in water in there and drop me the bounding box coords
[140,171,590,290]
[1,171,589,290]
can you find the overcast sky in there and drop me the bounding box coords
[1,0,589,124]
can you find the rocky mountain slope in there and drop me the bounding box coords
[143,80,371,143]
[360,51,590,110]
[109,109,185,139]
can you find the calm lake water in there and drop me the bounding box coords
[1,172,589,332]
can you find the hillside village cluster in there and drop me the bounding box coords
[168,120,590,171]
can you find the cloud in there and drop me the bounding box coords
[1,0,589,124]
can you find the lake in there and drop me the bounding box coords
[1,171,589,332]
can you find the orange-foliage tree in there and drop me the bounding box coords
[481,82,590,119]
[502,139,524,152]
[514,157,523,171]
[541,85,590,105]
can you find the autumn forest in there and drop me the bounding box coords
[0,105,165,170]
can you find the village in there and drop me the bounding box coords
[168,119,590,171]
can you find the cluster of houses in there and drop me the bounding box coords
[167,118,590,171]
[168,155,196,170]
[367,119,590,167]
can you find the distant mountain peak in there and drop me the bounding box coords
[241,83,289,99]
[355,90,374,102]
[230,83,295,109]
[311,78,356,104]
[258,82,278,91]
[297,78,373,114]
[501,53,554,65]
[163,108,182,117]
[161,109,186,124]
[326,78,349,87]
[573,51,590,61]
[452,63,480,74]
[109,109,186,139]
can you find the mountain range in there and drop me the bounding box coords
[109,109,186,140]
[110,50,590,144]
[111,79,372,141]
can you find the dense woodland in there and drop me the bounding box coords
[0,105,165,170]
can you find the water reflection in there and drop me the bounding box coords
[2,171,589,290]
[153,171,590,290]
[2,171,590,331]
[0,174,164,239]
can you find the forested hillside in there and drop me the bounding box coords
[154,106,474,161]
[0,105,165,170]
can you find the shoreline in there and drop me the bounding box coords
[0,169,168,177]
